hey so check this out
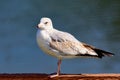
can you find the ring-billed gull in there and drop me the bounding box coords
[36,17,114,77]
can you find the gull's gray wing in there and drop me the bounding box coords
[49,30,114,58]
[49,30,97,56]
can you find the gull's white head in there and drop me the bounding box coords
[37,17,53,30]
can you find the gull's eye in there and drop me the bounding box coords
[44,22,48,24]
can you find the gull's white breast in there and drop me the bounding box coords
[36,30,59,57]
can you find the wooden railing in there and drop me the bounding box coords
[0,73,120,80]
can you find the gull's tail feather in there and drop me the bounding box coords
[93,48,114,58]
[82,43,114,58]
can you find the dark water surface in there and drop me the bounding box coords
[0,0,120,73]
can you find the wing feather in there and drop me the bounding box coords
[49,30,87,56]
[82,43,114,58]
[49,29,114,58]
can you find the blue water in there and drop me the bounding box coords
[0,0,120,74]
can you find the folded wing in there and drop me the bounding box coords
[49,30,114,58]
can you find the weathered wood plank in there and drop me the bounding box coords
[0,73,119,80]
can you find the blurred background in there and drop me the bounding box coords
[0,0,120,74]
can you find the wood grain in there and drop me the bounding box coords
[0,73,119,80]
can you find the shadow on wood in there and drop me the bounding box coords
[0,73,120,80]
